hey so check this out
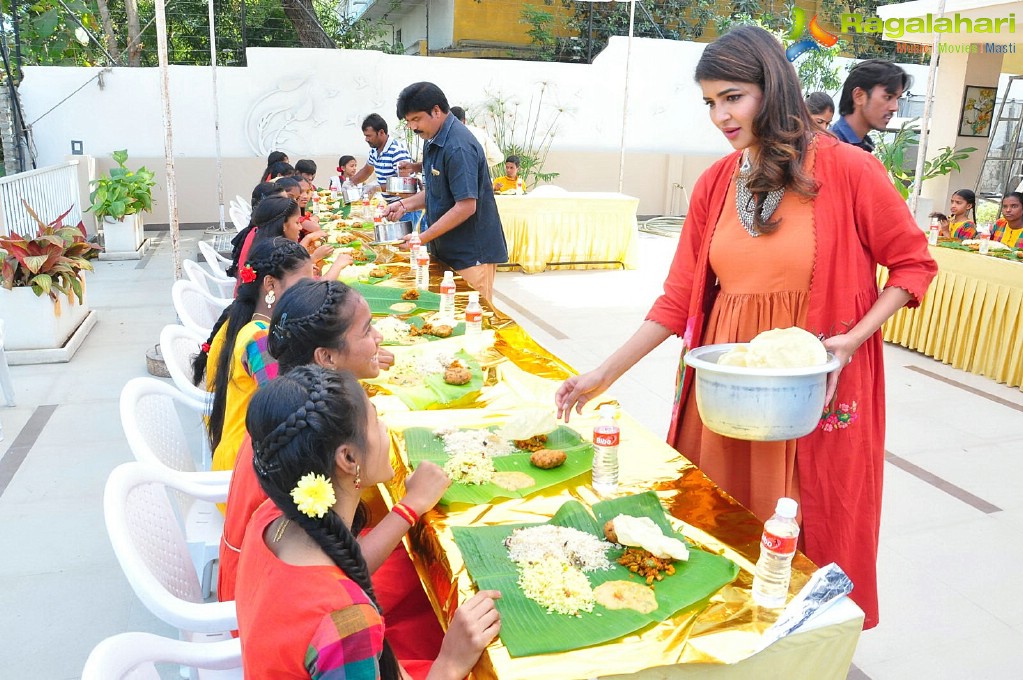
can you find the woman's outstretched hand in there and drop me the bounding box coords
[555,369,613,423]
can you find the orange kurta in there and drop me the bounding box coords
[677,170,815,523]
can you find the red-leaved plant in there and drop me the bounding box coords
[0,200,99,308]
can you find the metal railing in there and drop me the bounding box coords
[0,161,83,236]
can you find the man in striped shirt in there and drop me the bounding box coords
[351,113,412,200]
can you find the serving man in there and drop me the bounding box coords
[831,59,911,153]
[385,82,508,303]
[351,113,412,198]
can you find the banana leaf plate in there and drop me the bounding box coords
[403,425,592,505]
[451,492,739,657]
[370,349,483,410]
[346,281,440,316]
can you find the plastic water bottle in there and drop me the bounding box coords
[927,216,940,245]
[408,231,422,278]
[415,246,430,290]
[752,497,800,608]
[439,271,456,321]
[464,292,482,334]
[591,404,620,495]
[979,223,992,255]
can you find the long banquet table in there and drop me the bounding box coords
[364,258,863,679]
[495,192,640,274]
[880,245,1023,389]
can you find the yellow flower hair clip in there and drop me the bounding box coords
[291,472,336,519]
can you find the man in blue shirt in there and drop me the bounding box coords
[386,82,508,303]
[831,59,912,153]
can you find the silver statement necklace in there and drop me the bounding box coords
[735,152,784,238]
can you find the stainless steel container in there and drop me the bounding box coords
[385,176,420,194]
[340,186,363,204]
[683,344,842,442]
[372,220,414,243]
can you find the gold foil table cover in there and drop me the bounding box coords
[364,257,861,678]
[880,245,1023,389]
[495,193,640,274]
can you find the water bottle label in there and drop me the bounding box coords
[762,531,797,554]
[593,429,620,447]
[465,311,481,322]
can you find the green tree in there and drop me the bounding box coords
[2,0,403,69]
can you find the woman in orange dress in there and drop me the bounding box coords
[555,26,937,629]
[236,366,500,679]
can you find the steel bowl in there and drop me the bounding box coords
[385,176,420,194]
[372,219,414,244]
[683,343,842,442]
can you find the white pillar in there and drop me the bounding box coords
[920,48,1004,210]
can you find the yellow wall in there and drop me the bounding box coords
[452,0,573,47]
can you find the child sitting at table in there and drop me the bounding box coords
[493,155,526,195]
[329,154,360,192]
[236,365,502,679]
[942,189,978,239]
[992,191,1023,248]
[295,159,317,185]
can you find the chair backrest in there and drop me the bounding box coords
[159,324,214,406]
[228,203,250,233]
[82,632,241,680]
[171,279,231,337]
[120,376,205,474]
[182,259,235,299]
[197,241,232,278]
[103,462,236,634]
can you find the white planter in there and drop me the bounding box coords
[103,214,144,253]
[0,283,90,350]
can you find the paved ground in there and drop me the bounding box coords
[1,228,1022,678]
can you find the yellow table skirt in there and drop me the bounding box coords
[880,246,1023,389]
[495,192,640,274]
[366,261,861,679]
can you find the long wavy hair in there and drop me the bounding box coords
[247,366,401,680]
[267,279,359,375]
[695,25,818,234]
[195,237,310,451]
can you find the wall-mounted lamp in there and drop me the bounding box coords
[71,140,84,155]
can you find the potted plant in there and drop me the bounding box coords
[874,120,976,225]
[88,149,156,254]
[0,201,100,351]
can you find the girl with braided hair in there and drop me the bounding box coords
[195,237,315,474]
[219,277,400,601]
[238,366,500,679]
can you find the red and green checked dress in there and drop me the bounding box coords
[236,500,385,679]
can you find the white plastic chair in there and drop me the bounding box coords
[104,462,235,639]
[197,241,233,279]
[230,195,251,226]
[172,279,231,337]
[183,259,236,299]
[82,632,241,680]
[159,324,214,407]
[119,378,220,597]
[228,203,250,234]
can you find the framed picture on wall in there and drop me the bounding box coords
[958,85,997,137]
